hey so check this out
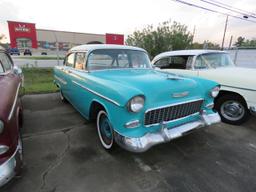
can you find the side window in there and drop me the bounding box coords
[154,58,169,68]
[194,56,207,69]
[0,53,12,71]
[155,56,188,69]
[170,56,188,69]
[87,53,113,70]
[65,53,75,67]
[75,52,86,70]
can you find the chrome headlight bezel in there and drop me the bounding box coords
[0,120,4,134]
[210,86,220,98]
[127,95,145,113]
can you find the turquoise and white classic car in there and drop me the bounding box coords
[152,50,256,125]
[54,45,220,152]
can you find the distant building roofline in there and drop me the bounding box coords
[36,28,105,37]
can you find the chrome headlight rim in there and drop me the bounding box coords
[127,95,145,113]
[0,120,4,134]
[210,86,220,98]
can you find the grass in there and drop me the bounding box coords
[22,67,59,94]
[18,56,65,60]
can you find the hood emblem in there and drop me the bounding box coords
[172,91,189,98]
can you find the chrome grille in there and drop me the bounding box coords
[144,99,204,126]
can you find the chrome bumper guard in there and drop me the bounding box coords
[0,146,20,188]
[250,106,256,116]
[114,112,221,153]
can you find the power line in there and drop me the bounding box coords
[198,0,256,19]
[210,0,256,16]
[170,0,256,24]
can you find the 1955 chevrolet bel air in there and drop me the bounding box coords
[54,44,221,152]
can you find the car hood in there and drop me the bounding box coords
[199,67,256,90]
[90,69,208,106]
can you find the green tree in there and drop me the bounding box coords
[234,36,245,47]
[0,34,6,43]
[126,21,193,58]
[191,41,220,49]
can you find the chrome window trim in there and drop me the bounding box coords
[8,83,21,121]
[72,80,121,107]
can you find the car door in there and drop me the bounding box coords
[68,52,91,118]
[154,55,198,77]
[0,52,20,147]
[193,55,217,80]
[61,53,75,101]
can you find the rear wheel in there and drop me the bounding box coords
[215,94,250,125]
[96,110,114,150]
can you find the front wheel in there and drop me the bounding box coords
[96,110,114,150]
[215,94,250,125]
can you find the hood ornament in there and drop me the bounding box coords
[172,91,189,98]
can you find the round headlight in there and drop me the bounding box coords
[127,96,145,113]
[0,120,4,134]
[210,86,220,98]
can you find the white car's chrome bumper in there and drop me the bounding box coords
[114,112,221,153]
[249,106,256,116]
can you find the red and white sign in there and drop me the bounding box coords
[8,21,38,48]
[105,33,124,45]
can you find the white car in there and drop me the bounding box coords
[152,50,256,125]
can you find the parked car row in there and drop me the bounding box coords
[7,48,32,56]
[1,44,255,188]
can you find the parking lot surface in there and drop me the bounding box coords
[2,93,256,192]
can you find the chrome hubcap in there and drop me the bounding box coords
[221,100,245,121]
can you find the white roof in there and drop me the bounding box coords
[153,49,226,62]
[70,44,146,52]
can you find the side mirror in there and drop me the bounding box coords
[13,66,23,76]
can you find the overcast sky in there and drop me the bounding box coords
[0,0,256,46]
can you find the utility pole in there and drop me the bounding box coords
[228,35,233,49]
[192,25,196,44]
[221,15,229,50]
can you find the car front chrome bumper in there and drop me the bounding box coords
[0,145,21,188]
[114,112,221,153]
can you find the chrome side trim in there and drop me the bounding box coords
[222,84,256,92]
[54,75,67,85]
[8,83,21,121]
[145,98,203,113]
[72,80,121,107]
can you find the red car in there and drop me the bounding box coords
[0,48,23,187]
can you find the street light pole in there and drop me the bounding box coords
[221,15,229,50]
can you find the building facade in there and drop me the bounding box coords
[7,21,124,50]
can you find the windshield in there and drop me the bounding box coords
[194,53,235,69]
[87,49,151,71]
